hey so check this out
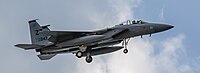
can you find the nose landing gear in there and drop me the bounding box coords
[122,38,130,54]
[123,49,128,54]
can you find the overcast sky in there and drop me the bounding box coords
[0,0,199,73]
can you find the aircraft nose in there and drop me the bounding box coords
[155,24,174,32]
[163,24,174,30]
[169,25,174,29]
[161,24,174,30]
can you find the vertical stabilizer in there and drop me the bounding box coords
[29,19,50,45]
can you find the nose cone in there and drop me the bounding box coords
[162,24,174,30]
[155,24,174,32]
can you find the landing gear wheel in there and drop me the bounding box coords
[123,49,128,54]
[85,56,93,63]
[76,51,83,58]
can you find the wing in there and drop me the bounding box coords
[39,28,127,43]
[39,31,94,43]
[39,31,93,37]
[15,44,44,50]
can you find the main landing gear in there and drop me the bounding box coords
[75,51,93,63]
[75,45,93,63]
[122,38,130,54]
[85,53,92,63]
[76,51,83,58]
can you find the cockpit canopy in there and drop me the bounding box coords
[118,20,146,25]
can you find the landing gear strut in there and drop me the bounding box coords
[122,38,130,54]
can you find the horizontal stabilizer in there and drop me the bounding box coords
[37,54,56,60]
[15,44,43,50]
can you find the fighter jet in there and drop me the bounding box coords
[15,19,174,63]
